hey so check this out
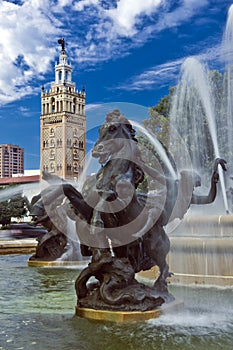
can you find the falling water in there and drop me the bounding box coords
[170,57,229,213]
[221,3,233,176]
[0,182,40,203]
[131,120,177,179]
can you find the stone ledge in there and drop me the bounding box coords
[168,273,233,286]
[0,239,37,255]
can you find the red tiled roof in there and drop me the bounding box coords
[0,175,40,185]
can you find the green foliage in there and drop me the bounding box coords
[138,87,175,187]
[0,187,30,226]
[143,87,174,148]
[150,87,175,118]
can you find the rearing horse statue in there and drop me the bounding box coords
[30,109,226,311]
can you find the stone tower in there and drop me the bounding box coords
[40,39,86,180]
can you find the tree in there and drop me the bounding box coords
[0,187,30,226]
[137,87,176,190]
[143,87,175,148]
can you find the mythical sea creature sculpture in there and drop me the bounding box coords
[29,109,226,311]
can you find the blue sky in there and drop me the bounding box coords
[0,0,233,170]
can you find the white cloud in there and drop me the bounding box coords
[106,0,163,37]
[0,0,61,104]
[74,0,99,12]
[116,39,225,93]
[116,58,185,91]
[72,0,213,66]
[85,103,104,111]
[155,0,209,31]
[0,0,214,105]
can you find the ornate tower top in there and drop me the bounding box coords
[53,38,73,87]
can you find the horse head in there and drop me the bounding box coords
[92,109,138,164]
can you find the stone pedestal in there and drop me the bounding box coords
[27,259,89,267]
[76,299,183,322]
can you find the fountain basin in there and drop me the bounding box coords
[171,214,233,236]
[138,214,233,286]
[1,254,233,350]
[167,214,233,286]
[0,238,37,255]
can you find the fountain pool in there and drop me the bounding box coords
[1,254,233,350]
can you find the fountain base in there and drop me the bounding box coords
[27,259,89,267]
[166,214,233,286]
[75,299,183,322]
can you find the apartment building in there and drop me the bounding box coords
[0,144,24,178]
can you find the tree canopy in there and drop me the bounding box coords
[0,187,30,226]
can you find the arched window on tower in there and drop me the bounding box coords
[74,162,78,173]
[57,139,62,147]
[74,128,78,138]
[74,140,78,148]
[73,98,76,113]
[50,149,55,160]
[50,139,55,148]
[50,163,55,173]
[73,150,79,160]
[51,97,55,113]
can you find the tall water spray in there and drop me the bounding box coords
[131,121,177,180]
[170,57,229,213]
[221,4,233,177]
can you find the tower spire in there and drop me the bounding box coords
[54,38,72,85]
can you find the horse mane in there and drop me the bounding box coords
[105,109,138,142]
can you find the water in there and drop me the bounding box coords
[170,57,229,213]
[0,182,41,203]
[222,3,233,178]
[0,254,233,350]
[168,3,233,214]
[131,120,177,180]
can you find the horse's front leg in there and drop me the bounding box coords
[62,184,93,222]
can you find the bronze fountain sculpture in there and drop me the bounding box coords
[29,109,226,313]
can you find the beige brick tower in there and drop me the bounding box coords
[40,39,86,180]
